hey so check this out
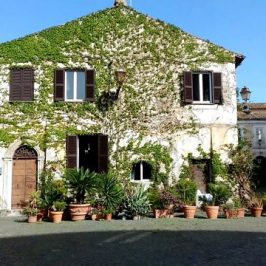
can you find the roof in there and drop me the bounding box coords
[238,103,266,120]
[0,6,244,67]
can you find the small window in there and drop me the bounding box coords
[9,68,34,102]
[54,69,95,102]
[66,71,86,101]
[131,161,152,181]
[192,73,212,103]
[183,72,222,105]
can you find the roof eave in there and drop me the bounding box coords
[235,54,245,68]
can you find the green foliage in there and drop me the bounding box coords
[63,167,98,204]
[208,182,232,206]
[97,172,123,213]
[51,200,67,212]
[0,6,235,178]
[123,184,150,218]
[23,191,41,216]
[148,186,178,210]
[175,178,197,205]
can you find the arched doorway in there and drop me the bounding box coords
[12,145,38,209]
[253,156,266,189]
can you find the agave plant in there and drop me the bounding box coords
[123,184,150,219]
[63,167,98,204]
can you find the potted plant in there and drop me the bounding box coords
[123,184,150,220]
[23,191,41,223]
[222,197,245,219]
[97,172,123,220]
[176,178,197,219]
[63,167,97,221]
[148,185,178,219]
[39,177,67,220]
[203,182,232,219]
[262,193,266,215]
[250,194,263,217]
[49,200,67,223]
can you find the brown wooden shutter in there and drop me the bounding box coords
[66,136,77,168]
[54,69,65,101]
[10,68,34,101]
[85,69,95,102]
[183,71,193,104]
[213,73,223,104]
[98,135,108,173]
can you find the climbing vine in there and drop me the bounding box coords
[0,6,236,174]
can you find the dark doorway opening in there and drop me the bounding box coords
[253,156,266,189]
[191,159,210,193]
[79,135,99,172]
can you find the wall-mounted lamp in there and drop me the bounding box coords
[240,86,251,114]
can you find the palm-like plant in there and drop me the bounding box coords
[63,167,97,204]
[97,172,123,213]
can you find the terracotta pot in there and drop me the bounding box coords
[251,207,263,218]
[28,215,37,223]
[183,205,197,219]
[154,209,169,219]
[49,211,64,223]
[69,204,90,221]
[205,206,219,219]
[105,213,112,221]
[237,208,245,218]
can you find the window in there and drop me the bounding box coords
[54,69,95,102]
[131,161,152,181]
[66,134,108,173]
[9,68,34,102]
[183,71,222,104]
[66,71,85,101]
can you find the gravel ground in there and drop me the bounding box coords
[0,212,266,266]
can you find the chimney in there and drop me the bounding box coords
[114,0,128,7]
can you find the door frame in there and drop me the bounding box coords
[1,140,44,210]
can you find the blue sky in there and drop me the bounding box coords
[0,0,265,102]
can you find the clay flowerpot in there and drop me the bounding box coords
[251,207,263,218]
[237,208,245,218]
[28,215,37,223]
[154,209,169,219]
[183,205,197,219]
[49,211,64,223]
[91,214,97,221]
[105,213,112,221]
[69,204,90,221]
[205,206,219,219]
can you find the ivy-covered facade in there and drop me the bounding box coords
[0,4,244,210]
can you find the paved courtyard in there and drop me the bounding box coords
[0,214,265,266]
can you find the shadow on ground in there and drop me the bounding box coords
[0,229,266,266]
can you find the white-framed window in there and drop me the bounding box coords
[131,161,152,181]
[192,72,212,103]
[65,70,85,101]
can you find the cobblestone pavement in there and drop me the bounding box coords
[0,214,265,266]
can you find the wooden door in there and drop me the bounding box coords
[12,159,37,208]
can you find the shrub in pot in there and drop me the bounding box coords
[123,184,150,220]
[49,200,67,223]
[23,191,41,223]
[223,197,245,219]
[63,167,97,221]
[39,175,67,220]
[250,194,263,217]
[203,182,232,219]
[96,172,123,220]
[175,178,197,219]
[148,186,177,218]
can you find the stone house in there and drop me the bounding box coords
[0,2,244,210]
[238,103,266,188]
